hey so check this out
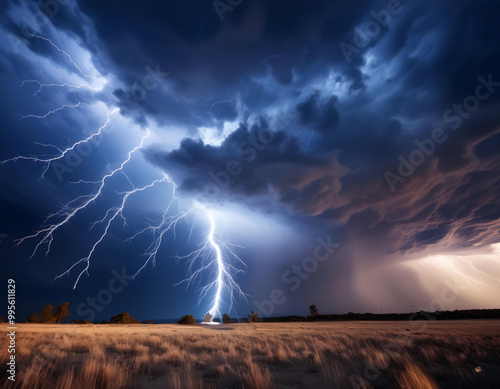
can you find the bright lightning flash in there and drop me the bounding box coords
[19,96,86,120]
[3,30,246,320]
[175,204,246,322]
[21,79,100,96]
[14,129,150,259]
[55,174,170,289]
[24,28,91,79]
[1,108,119,178]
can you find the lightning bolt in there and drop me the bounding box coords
[55,174,170,289]
[19,96,86,120]
[24,28,91,79]
[132,208,194,278]
[15,129,150,258]
[21,79,99,96]
[205,209,229,318]
[6,27,247,321]
[306,130,315,151]
[16,31,97,123]
[175,204,246,321]
[457,256,500,284]
[192,99,236,126]
[441,256,487,286]
[2,108,119,178]
[127,192,246,321]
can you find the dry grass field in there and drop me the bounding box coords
[1,320,499,388]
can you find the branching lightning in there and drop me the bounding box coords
[2,108,119,178]
[457,256,500,284]
[21,79,99,96]
[24,28,91,79]
[19,96,86,120]
[55,174,170,289]
[175,204,246,319]
[15,129,150,258]
[5,30,245,321]
[127,174,192,276]
[126,187,247,320]
[441,256,488,286]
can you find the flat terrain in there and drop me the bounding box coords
[1,320,499,388]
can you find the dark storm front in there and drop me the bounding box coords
[253,236,341,318]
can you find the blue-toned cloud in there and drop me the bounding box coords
[1,0,499,319]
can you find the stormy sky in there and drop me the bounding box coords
[1,0,499,322]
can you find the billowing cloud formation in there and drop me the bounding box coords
[1,0,499,318]
[142,0,500,311]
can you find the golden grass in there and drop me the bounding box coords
[396,364,438,389]
[0,320,498,388]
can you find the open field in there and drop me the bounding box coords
[1,320,499,388]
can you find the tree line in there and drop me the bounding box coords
[26,303,496,325]
[26,302,70,323]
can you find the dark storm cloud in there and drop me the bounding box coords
[138,0,500,256]
[4,0,495,257]
[146,120,348,206]
[2,0,500,317]
[296,91,339,132]
[210,100,238,122]
[69,0,379,127]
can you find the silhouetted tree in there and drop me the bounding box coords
[39,305,55,323]
[110,312,141,324]
[203,313,213,323]
[0,317,4,323]
[53,302,71,323]
[248,311,259,323]
[222,314,232,324]
[309,305,319,319]
[178,315,196,325]
[145,320,153,324]
[26,312,39,323]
